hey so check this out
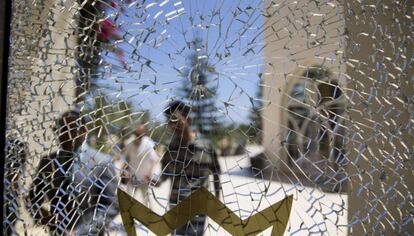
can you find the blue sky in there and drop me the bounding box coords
[96,0,265,124]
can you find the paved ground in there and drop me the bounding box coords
[15,146,348,235]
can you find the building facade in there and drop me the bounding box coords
[262,0,413,234]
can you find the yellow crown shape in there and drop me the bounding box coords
[118,187,293,236]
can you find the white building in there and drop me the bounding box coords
[261,0,413,234]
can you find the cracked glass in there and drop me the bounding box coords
[4,0,413,235]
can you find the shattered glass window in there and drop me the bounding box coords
[3,0,413,235]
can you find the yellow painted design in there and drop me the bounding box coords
[118,188,293,236]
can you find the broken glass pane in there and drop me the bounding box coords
[4,0,413,235]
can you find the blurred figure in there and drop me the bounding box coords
[70,113,120,236]
[157,101,222,236]
[28,111,84,234]
[121,124,159,206]
[4,137,27,236]
[28,110,119,235]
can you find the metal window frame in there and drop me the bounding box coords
[0,0,12,234]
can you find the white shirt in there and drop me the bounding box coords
[123,136,159,184]
[72,142,114,174]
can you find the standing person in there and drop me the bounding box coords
[121,124,159,206]
[157,101,222,236]
[28,110,119,235]
[28,111,86,234]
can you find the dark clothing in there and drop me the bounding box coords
[161,138,221,236]
[28,150,79,234]
[28,146,119,235]
[4,139,26,236]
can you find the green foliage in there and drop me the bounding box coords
[147,122,170,145]
[247,80,264,144]
[209,123,251,147]
[83,92,148,153]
